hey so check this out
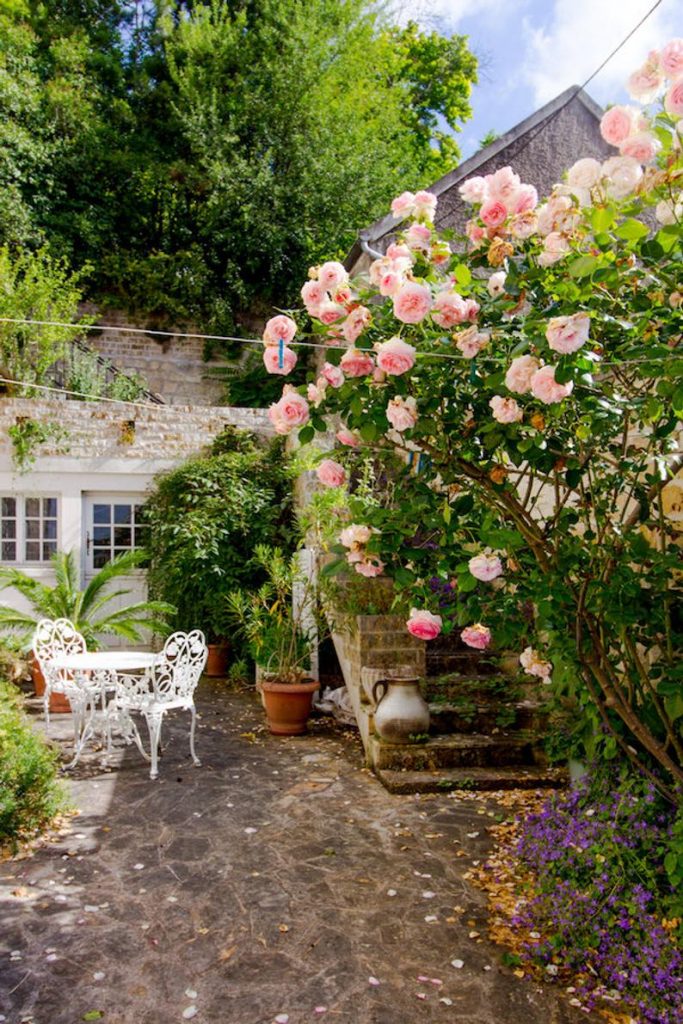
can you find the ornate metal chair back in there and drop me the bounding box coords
[153,630,208,702]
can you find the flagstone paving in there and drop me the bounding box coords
[1,681,584,1024]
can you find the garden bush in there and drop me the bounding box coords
[0,678,65,852]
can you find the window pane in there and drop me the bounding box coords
[93,550,109,568]
[25,541,40,561]
[1,497,16,517]
[114,504,132,525]
[93,504,110,524]
[134,525,149,549]
[43,498,57,517]
[1,541,16,560]
[134,504,145,522]
[44,520,57,540]
[114,526,131,547]
[93,526,111,543]
[25,498,39,517]
[43,541,57,560]
[1,520,16,539]
[25,519,40,540]
[114,549,129,559]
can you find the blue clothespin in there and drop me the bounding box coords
[278,338,284,370]
[407,451,415,470]
[417,453,425,474]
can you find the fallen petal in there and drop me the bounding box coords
[450,959,464,969]
[368,976,380,987]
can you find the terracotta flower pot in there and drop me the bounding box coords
[30,655,71,713]
[205,642,230,677]
[261,678,319,736]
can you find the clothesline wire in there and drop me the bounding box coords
[0,316,680,369]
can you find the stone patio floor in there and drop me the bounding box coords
[0,680,585,1024]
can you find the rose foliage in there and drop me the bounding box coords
[262,46,683,800]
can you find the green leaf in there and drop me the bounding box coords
[298,425,314,445]
[442,500,451,525]
[83,1013,103,1022]
[614,218,649,242]
[672,387,683,417]
[590,207,614,233]
[452,264,471,287]
[320,558,346,577]
[360,421,377,442]
[568,255,599,279]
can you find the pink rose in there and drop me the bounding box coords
[461,624,491,650]
[486,166,521,205]
[538,232,570,268]
[530,365,573,405]
[376,337,416,376]
[355,557,385,578]
[462,298,480,322]
[386,395,418,432]
[469,553,503,581]
[318,261,348,293]
[413,190,438,219]
[336,427,359,447]
[339,523,373,549]
[489,395,523,424]
[393,282,432,324]
[480,198,508,229]
[342,306,371,344]
[386,242,412,261]
[379,269,403,297]
[567,158,602,190]
[627,51,663,103]
[459,176,488,204]
[601,156,643,199]
[487,271,507,298]
[661,39,683,80]
[665,79,683,117]
[510,183,538,214]
[391,191,416,218]
[263,345,297,375]
[600,105,637,146]
[509,212,538,239]
[537,195,576,236]
[340,347,374,377]
[301,279,326,314]
[505,354,540,394]
[520,646,552,681]
[316,459,347,488]
[307,382,325,405]
[404,223,432,251]
[620,131,660,164]
[263,314,297,347]
[317,301,346,325]
[466,220,486,248]
[431,290,467,329]
[406,608,442,641]
[455,326,489,359]
[268,386,310,435]
[429,240,452,267]
[546,313,590,355]
[322,362,344,388]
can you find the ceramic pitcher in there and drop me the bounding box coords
[372,677,430,744]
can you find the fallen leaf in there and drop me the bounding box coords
[82,1013,103,1021]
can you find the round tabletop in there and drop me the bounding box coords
[49,651,158,672]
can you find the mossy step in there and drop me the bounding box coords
[429,701,549,735]
[369,732,539,771]
[375,764,568,794]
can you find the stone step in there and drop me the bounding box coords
[429,701,549,736]
[375,764,568,794]
[368,732,540,771]
[423,673,542,705]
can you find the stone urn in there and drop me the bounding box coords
[372,677,430,744]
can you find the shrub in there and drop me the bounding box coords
[0,678,65,851]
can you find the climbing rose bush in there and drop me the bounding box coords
[262,44,683,795]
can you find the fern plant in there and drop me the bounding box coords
[0,549,175,649]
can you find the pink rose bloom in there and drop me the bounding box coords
[431,290,467,328]
[466,220,486,248]
[376,337,416,376]
[355,556,385,578]
[489,395,523,424]
[317,301,346,325]
[486,166,521,205]
[665,79,683,117]
[480,198,508,229]
[459,176,488,204]
[333,285,353,305]
[462,298,480,321]
[301,279,326,314]
[263,314,297,347]
[336,427,359,447]
[430,240,452,267]
[627,51,663,103]
[455,326,489,359]
[339,523,373,549]
[510,183,538,214]
[538,232,570,268]
[661,39,683,80]
[509,211,538,239]
[530,365,573,404]
[307,381,325,405]
[469,553,503,582]
[655,199,682,225]
[546,313,590,354]
[601,156,643,200]
[406,608,442,641]
[317,459,347,488]
[342,306,371,344]
[318,261,348,293]
[505,354,540,394]
[268,386,310,435]
[386,395,418,432]
[461,624,491,650]
[387,242,412,260]
[369,257,390,287]
[487,271,507,298]
[322,362,344,388]
[379,268,403,297]
[404,223,432,251]
[600,105,637,146]
[393,282,432,324]
[391,191,416,218]
[520,646,552,681]
[413,190,438,219]
[340,347,374,377]
[620,131,660,164]
[263,345,297,375]
[567,157,602,190]
[536,195,575,236]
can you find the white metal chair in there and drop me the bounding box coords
[106,630,207,779]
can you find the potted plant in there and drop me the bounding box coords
[226,545,322,735]
[0,549,175,711]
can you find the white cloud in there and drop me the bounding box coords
[522,0,682,107]
[390,0,509,31]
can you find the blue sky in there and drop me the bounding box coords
[399,0,682,160]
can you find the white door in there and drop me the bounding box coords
[83,494,150,649]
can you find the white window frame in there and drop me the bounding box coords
[0,494,60,565]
